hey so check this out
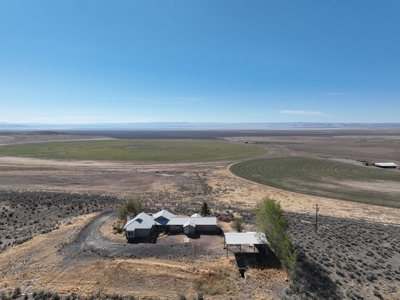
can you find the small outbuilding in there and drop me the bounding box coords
[224,232,268,257]
[374,162,398,169]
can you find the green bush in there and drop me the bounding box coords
[119,197,142,220]
[255,197,297,278]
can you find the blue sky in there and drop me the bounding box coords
[0,1,399,124]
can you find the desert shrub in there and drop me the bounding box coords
[52,293,60,300]
[113,226,123,234]
[231,218,244,232]
[373,289,383,299]
[217,215,231,222]
[193,269,235,295]
[11,287,21,299]
[367,273,378,282]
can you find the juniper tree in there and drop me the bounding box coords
[200,201,211,216]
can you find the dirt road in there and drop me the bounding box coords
[61,211,222,261]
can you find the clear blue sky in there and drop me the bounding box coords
[1,1,399,124]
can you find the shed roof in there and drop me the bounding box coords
[374,162,398,167]
[123,212,155,231]
[224,232,268,245]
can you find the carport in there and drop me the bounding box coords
[224,232,268,257]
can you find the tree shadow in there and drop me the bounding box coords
[287,251,344,300]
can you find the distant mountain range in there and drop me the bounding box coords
[1,122,400,131]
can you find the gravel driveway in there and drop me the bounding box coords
[61,211,224,261]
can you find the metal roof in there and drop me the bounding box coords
[224,232,268,245]
[167,217,217,226]
[374,162,398,167]
[123,212,155,230]
[184,219,196,227]
[153,210,177,220]
[191,213,202,218]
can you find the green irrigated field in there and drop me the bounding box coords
[0,140,267,162]
[230,157,400,208]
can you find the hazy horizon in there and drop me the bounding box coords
[2,121,400,132]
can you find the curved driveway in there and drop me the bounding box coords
[62,211,205,259]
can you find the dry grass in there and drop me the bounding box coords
[99,216,126,243]
[0,213,98,292]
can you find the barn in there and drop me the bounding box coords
[374,162,398,169]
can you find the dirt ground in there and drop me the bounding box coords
[1,130,400,299]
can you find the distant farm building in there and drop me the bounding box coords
[374,162,398,169]
[123,209,218,239]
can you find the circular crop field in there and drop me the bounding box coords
[0,140,267,162]
[230,157,400,208]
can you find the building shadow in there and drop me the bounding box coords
[126,232,161,244]
[231,244,282,278]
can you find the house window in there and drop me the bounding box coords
[175,225,180,229]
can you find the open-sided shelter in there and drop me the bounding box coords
[224,232,268,257]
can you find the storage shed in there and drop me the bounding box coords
[374,162,398,169]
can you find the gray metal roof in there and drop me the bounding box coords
[153,209,177,220]
[191,213,202,218]
[123,212,155,231]
[184,219,196,227]
[224,232,268,245]
[374,162,398,167]
[167,217,217,226]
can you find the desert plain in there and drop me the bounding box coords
[0,129,400,300]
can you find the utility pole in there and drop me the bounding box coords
[315,204,319,234]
